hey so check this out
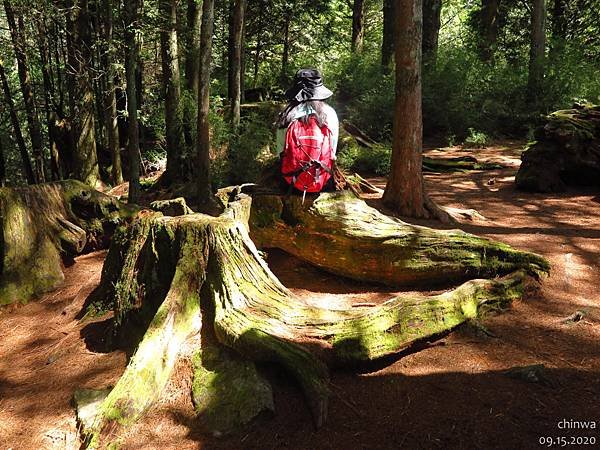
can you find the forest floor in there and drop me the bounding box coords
[1,141,599,449]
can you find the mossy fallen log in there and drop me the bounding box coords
[77,187,548,447]
[245,189,548,286]
[0,180,136,306]
[516,104,600,192]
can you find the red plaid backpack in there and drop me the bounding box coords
[281,115,334,194]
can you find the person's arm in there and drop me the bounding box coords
[325,104,339,159]
[276,127,287,155]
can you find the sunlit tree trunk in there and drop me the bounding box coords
[351,0,365,53]
[382,0,395,71]
[0,59,35,184]
[383,0,427,217]
[125,0,142,202]
[229,0,246,129]
[197,0,215,206]
[528,0,546,101]
[161,0,186,181]
[4,1,45,183]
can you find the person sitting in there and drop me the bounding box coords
[276,69,339,195]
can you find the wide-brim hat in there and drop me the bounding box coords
[284,68,333,102]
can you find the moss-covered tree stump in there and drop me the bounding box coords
[516,104,600,192]
[0,180,136,306]
[78,187,548,447]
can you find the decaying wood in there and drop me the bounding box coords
[77,185,548,447]
[516,104,600,192]
[0,180,136,306]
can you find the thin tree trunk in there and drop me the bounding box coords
[35,19,62,180]
[196,0,215,206]
[550,0,567,56]
[479,0,500,62]
[161,0,186,181]
[382,0,395,71]
[102,0,123,184]
[0,59,35,184]
[351,0,365,53]
[240,13,246,102]
[230,0,245,129]
[252,9,264,88]
[528,0,546,101]
[185,0,202,97]
[125,0,142,202]
[422,0,442,65]
[4,1,45,183]
[281,13,291,77]
[0,135,5,187]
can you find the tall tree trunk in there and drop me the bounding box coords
[382,0,395,71]
[65,0,101,186]
[479,0,500,62]
[196,0,215,206]
[36,19,62,180]
[125,0,142,202]
[550,0,567,56]
[252,9,264,87]
[185,0,202,97]
[528,0,546,101]
[0,59,35,184]
[230,0,246,129]
[161,0,186,181]
[0,135,5,187]
[351,0,365,53]
[383,0,449,223]
[4,1,45,183]
[240,14,246,102]
[101,0,122,184]
[281,13,291,77]
[422,0,442,65]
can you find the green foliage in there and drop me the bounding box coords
[464,128,490,148]
[227,113,277,185]
[336,142,391,176]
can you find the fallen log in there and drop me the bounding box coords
[78,187,548,447]
[0,180,136,306]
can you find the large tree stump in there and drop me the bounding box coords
[0,180,136,306]
[516,104,600,192]
[77,187,548,447]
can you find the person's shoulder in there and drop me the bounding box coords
[323,103,338,117]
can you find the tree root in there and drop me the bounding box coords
[77,187,548,447]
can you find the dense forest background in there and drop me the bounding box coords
[0,0,598,192]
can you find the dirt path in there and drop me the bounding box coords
[1,142,599,449]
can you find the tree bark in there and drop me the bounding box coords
[65,0,101,187]
[101,0,123,185]
[4,1,45,183]
[125,0,142,203]
[351,0,365,53]
[76,187,547,445]
[281,12,291,80]
[229,0,246,129]
[382,0,395,71]
[196,0,216,207]
[422,0,442,64]
[0,59,36,184]
[383,0,428,218]
[550,0,567,56]
[479,0,500,62]
[528,0,546,102]
[161,0,186,181]
[185,0,203,97]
